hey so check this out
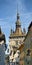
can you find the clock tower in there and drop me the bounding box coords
[9,11,26,63]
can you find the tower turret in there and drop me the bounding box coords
[16,12,21,29]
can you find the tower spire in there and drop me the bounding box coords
[17,3,20,20]
[17,3,18,14]
[15,4,21,29]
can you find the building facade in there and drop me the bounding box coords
[0,27,6,65]
[0,15,32,65]
[24,22,32,65]
[18,22,32,65]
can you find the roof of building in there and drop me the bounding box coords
[24,21,32,42]
[9,31,26,38]
[0,27,6,43]
[9,12,26,38]
[28,21,32,29]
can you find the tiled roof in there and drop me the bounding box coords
[9,30,26,38]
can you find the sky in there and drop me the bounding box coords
[0,0,32,44]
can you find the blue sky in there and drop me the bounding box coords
[0,0,32,44]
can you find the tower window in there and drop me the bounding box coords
[27,61,29,64]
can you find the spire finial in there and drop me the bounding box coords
[17,3,20,20]
[17,2,19,20]
[17,3,18,14]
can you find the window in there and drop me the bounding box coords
[10,50,12,55]
[13,51,16,55]
[7,49,9,53]
[31,38,32,42]
[27,49,31,56]
[26,59,29,64]
[27,61,29,64]
[0,55,1,61]
[19,41,21,44]
[18,55,19,58]
[16,41,18,45]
